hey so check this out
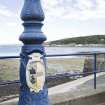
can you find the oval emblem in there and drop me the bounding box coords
[26,53,45,93]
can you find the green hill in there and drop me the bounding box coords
[49,35,105,45]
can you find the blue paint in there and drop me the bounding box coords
[93,54,97,89]
[18,0,50,104]
[19,0,46,44]
[0,51,105,59]
[18,46,50,105]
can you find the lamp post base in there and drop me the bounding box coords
[18,86,50,105]
[18,45,50,105]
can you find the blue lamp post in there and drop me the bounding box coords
[18,0,50,105]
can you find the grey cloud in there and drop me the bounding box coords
[42,0,105,20]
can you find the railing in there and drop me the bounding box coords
[0,51,105,89]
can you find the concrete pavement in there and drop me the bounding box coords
[1,72,105,105]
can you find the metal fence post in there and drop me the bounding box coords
[18,0,50,105]
[93,54,97,89]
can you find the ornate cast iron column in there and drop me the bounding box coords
[18,0,50,105]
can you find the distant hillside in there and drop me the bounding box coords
[48,35,105,45]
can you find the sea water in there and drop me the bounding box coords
[0,45,105,56]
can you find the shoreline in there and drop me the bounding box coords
[45,44,105,47]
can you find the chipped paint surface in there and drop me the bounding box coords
[26,53,45,93]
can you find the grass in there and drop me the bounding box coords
[0,58,85,81]
[0,59,19,81]
[47,58,85,76]
[0,55,105,81]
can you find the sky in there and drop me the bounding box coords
[0,0,105,44]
